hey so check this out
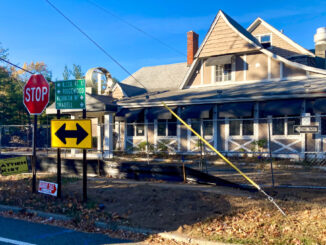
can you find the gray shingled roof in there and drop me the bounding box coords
[118,62,188,97]
[117,77,326,106]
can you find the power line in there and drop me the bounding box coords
[44,0,148,91]
[0,57,34,75]
[0,57,34,90]
[87,0,186,57]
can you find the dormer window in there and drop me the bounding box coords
[256,34,271,49]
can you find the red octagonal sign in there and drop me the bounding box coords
[23,74,50,115]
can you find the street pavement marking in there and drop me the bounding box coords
[0,236,35,245]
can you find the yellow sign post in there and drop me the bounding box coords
[51,119,92,149]
[0,157,29,176]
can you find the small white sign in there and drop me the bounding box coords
[38,180,58,197]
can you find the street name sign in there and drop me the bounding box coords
[0,157,29,176]
[38,181,58,196]
[294,125,319,133]
[51,119,92,149]
[55,79,86,109]
[23,74,50,115]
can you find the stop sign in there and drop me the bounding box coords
[23,74,50,115]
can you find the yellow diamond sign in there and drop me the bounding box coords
[51,119,92,149]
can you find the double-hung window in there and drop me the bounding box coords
[216,64,232,82]
[127,121,145,137]
[190,119,213,137]
[229,118,254,136]
[157,118,177,137]
[272,117,300,135]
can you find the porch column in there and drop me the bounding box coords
[96,118,102,152]
[103,114,113,159]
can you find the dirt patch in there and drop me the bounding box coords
[0,174,326,244]
[78,180,231,231]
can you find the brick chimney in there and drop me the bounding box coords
[187,31,199,66]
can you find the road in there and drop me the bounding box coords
[0,216,134,245]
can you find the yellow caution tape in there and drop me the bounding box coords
[162,102,261,191]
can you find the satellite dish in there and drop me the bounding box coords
[85,67,116,95]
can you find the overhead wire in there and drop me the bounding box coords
[44,0,148,91]
[0,57,34,90]
[87,0,186,57]
[0,57,34,75]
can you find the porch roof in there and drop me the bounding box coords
[117,77,326,108]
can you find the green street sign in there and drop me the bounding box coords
[55,79,86,109]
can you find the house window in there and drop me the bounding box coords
[216,64,232,82]
[157,118,177,137]
[272,117,300,135]
[256,34,271,49]
[190,119,213,137]
[287,118,300,135]
[191,119,201,136]
[321,117,326,135]
[203,121,213,136]
[229,118,254,136]
[272,119,284,135]
[127,121,145,136]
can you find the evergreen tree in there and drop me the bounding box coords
[71,64,83,79]
[62,65,70,80]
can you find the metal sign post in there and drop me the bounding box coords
[53,79,89,201]
[82,109,87,202]
[32,115,37,193]
[23,74,50,193]
[57,110,61,198]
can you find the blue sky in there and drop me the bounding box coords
[0,0,325,81]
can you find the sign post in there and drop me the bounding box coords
[53,79,88,201]
[23,74,50,193]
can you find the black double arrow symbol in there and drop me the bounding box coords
[55,123,88,145]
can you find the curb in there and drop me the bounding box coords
[0,204,235,245]
[0,204,72,221]
[94,221,157,234]
[0,204,155,234]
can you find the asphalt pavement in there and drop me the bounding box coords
[0,216,133,245]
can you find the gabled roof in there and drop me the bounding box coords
[180,10,263,89]
[195,10,262,59]
[247,17,315,57]
[180,11,326,89]
[115,62,188,97]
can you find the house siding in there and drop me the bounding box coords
[283,63,306,77]
[246,53,268,81]
[199,17,257,58]
[203,60,212,84]
[271,58,280,79]
[250,23,306,58]
[112,86,124,100]
[186,62,202,87]
[235,55,245,81]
